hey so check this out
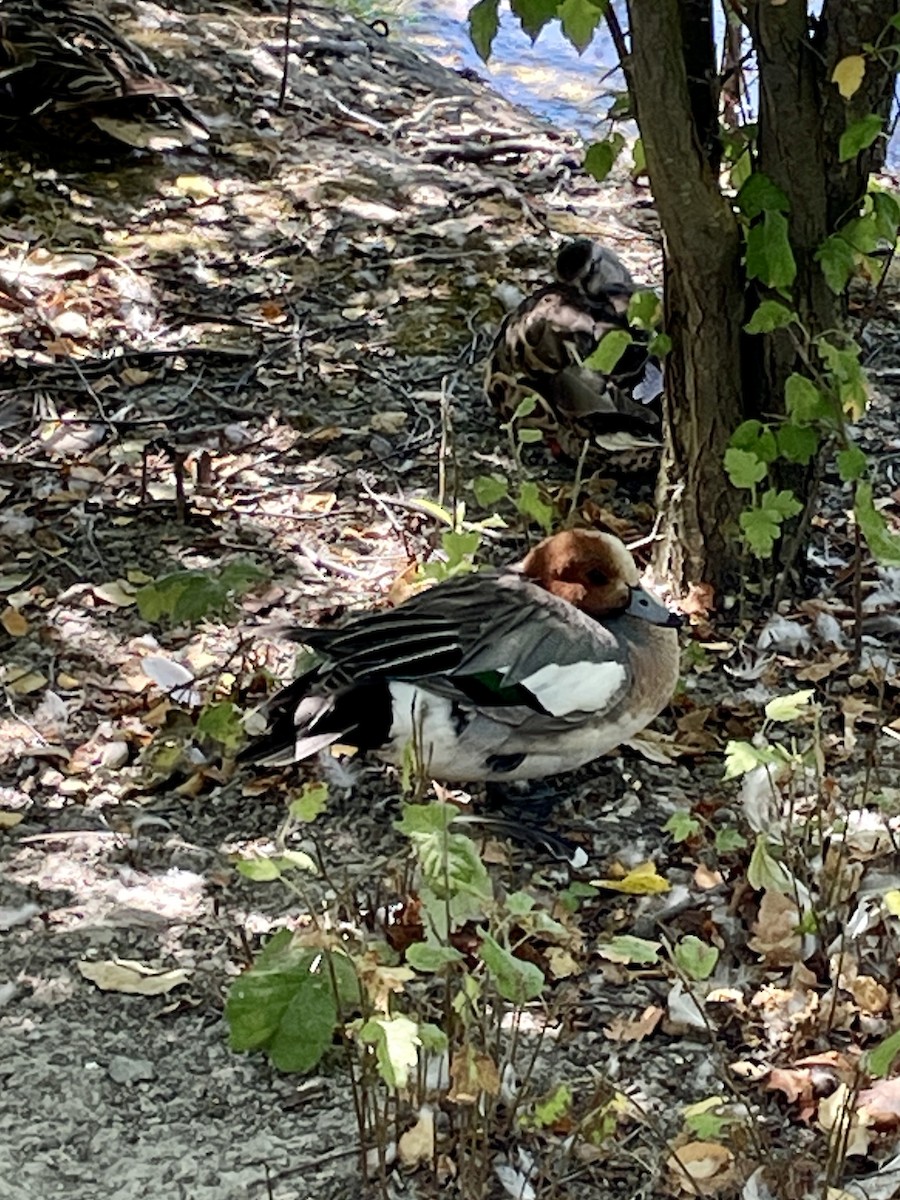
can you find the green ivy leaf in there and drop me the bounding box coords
[558,0,607,52]
[871,190,900,241]
[627,289,662,330]
[504,891,537,916]
[816,234,857,293]
[736,172,790,219]
[855,481,900,565]
[866,1027,900,1079]
[684,1097,732,1139]
[584,134,624,182]
[406,942,464,971]
[237,857,283,881]
[776,424,819,465]
[724,447,768,489]
[530,1083,573,1128]
[747,837,793,894]
[674,935,719,981]
[468,0,500,61]
[479,930,545,1003]
[818,339,869,420]
[714,827,747,853]
[723,739,776,779]
[744,299,796,334]
[584,328,632,373]
[396,803,457,836]
[837,444,867,482]
[288,781,329,822]
[515,481,555,533]
[510,0,559,41]
[663,810,702,843]
[197,701,244,751]
[841,209,882,254]
[442,529,481,568]
[839,114,883,162]
[473,474,509,507]
[649,331,672,356]
[729,420,778,463]
[517,426,545,444]
[760,488,802,520]
[784,374,833,423]
[631,137,646,177]
[746,211,796,288]
[596,935,661,965]
[765,690,815,722]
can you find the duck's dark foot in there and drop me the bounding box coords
[452,814,587,868]
[483,779,562,822]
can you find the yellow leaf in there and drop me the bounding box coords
[0,812,24,829]
[593,861,671,894]
[174,174,217,200]
[832,55,866,100]
[91,581,136,607]
[77,959,191,995]
[3,667,47,695]
[1,607,29,637]
[884,889,900,916]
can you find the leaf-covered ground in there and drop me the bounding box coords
[1,4,900,1199]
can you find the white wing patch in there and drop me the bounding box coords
[519,661,626,717]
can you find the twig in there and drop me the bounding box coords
[278,0,294,110]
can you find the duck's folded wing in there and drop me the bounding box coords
[290,572,631,723]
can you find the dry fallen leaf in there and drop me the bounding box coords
[77,959,191,995]
[667,1141,735,1195]
[0,812,24,829]
[398,1106,435,1167]
[748,889,803,965]
[3,667,48,696]
[604,1005,664,1042]
[1,607,28,636]
[858,1077,900,1128]
[448,1048,500,1104]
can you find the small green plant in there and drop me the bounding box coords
[136,560,267,625]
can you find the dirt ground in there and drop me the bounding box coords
[2,4,900,1199]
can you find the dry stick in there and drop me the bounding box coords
[771,450,826,609]
[851,520,864,668]
[278,0,293,110]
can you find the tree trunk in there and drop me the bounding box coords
[627,0,746,592]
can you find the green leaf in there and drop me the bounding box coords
[648,331,672,357]
[740,505,779,557]
[630,137,646,177]
[663,810,701,843]
[674,935,719,981]
[517,426,545,444]
[197,701,244,751]
[468,0,500,61]
[761,486,801,519]
[515,481,554,533]
[473,474,509,508]
[596,935,661,965]
[729,420,778,463]
[818,338,869,420]
[839,114,883,162]
[736,172,790,219]
[396,803,457,836]
[359,1014,421,1089]
[745,211,796,289]
[747,836,793,894]
[274,850,317,874]
[723,739,772,779]
[765,690,815,722]
[871,190,900,241]
[511,393,538,420]
[135,562,266,626]
[406,942,464,972]
[724,447,767,489]
[855,481,900,565]
[418,1022,449,1054]
[530,1083,573,1128]
[218,560,267,594]
[784,374,833,424]
[237,858,283,881]
[776,424,819,465]
[504,891,536,916]
[627,289,662,330]
[510,0,559,41]
[584,134,624,183]
[866,1027,900,1078]
[744,300,796,334]
[714,827,747,853]
[225,942,339,1072]
[816,234,857,293]
[684,1097,732,1139]
[478,930,544,1003]
[558,0,607,52]
[837,444,867,482]
[584,328,632,373]
[288,781,329,822]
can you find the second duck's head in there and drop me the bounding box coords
[555,239,635,298]
[521,529,681,627]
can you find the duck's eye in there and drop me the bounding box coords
[586,568,609,586]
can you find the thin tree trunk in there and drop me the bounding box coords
[627,0,746,592]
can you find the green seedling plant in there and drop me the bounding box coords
[136,559,267,626]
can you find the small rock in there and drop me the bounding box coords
[100,741,129,770]
[108,1055,156,1085]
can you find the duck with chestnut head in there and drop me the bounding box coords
[485,239,664,465]
[239,530,681,785]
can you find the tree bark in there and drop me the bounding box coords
[626,0,746,592]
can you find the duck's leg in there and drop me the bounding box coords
[483,779,562,821]
[451,813,587,868]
